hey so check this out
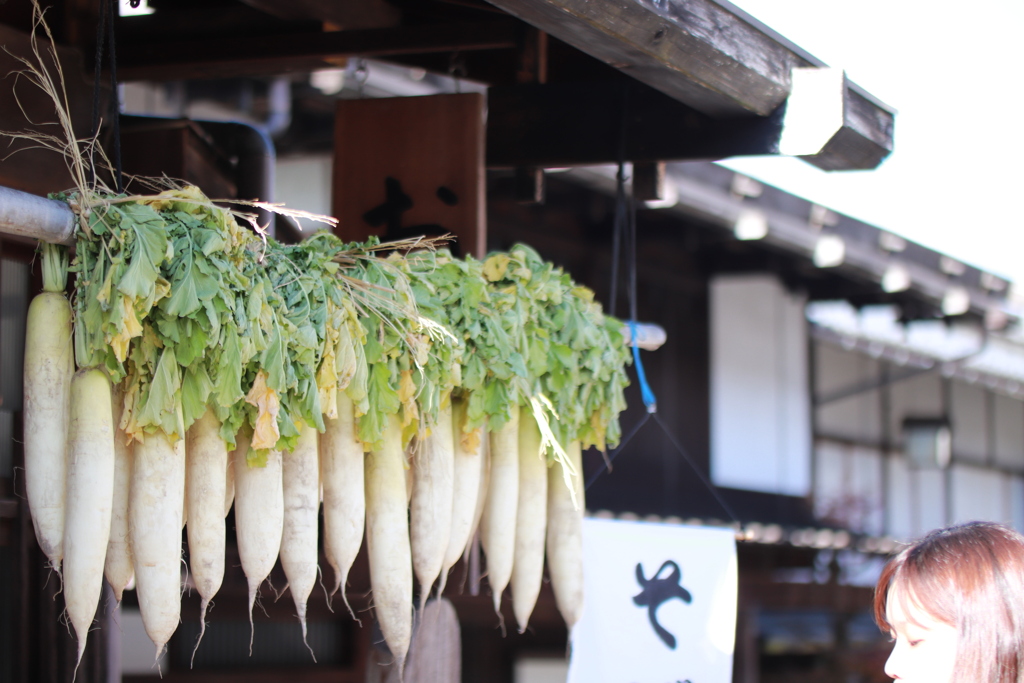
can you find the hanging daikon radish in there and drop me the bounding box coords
[438,398,483,596]
[365,414,413,673]
[480,405,520,616]
[280,422,320,654]
[233,428,285,649]
[511,409,548,633]
[130,427,186,662]
[320,391,364,618]
[223,447,235,518]
[104,382,134,602]
[464,427,491,570]
[410,401,455,611]
[24,242,74,575]
[546,440,585,629]
[63,367,115,672]
[185,408,228,658]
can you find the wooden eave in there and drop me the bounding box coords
[561,163,1014,326]
[98,0,894,172]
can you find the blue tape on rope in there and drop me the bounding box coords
[629,320,657,412]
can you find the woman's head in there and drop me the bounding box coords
[874,522,1024,683]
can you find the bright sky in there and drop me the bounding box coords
[717,0,1024,286]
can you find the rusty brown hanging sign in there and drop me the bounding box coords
[332,93,486,259]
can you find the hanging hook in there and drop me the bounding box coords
[448,52,467,94]
[354,59,369,98]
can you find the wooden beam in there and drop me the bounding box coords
[801,86,894,171]
[484,0,894,170]
[118,21,520,81]
[488,81,890,171]
[487,81,785,168]
[237,0,402,30]
[484,0,807,117]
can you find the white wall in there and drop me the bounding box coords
[950,464,1017,526]
[885,456,948,540]
[710,274,810,496]
[813,329,1024,538]
[950,381,987,463]
[814,344,882,444]
[887,372,943,446]
[813,440,884,535]
[994,393,1024,471]
[274,153,334,221]
[516,657,568,683]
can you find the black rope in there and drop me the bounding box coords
[88,0,108,189]
[652,413,738,522]
[593,83,736,524]
[608,161,624,319]
[105,0,123,193]
[608,84,630,319]
[89,0,124,193]
[627,182,638,324]
[585,412,651,491]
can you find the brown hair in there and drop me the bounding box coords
[874,522,1024,683]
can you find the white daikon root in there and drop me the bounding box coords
[511,409,548,633]
[233,428,285,651]
[410,402,454,611]
[104,381,134,602]
[480,405,520,617]
[320,392,364,619]
[280,422,320,656]
[546,440,585,629]
[365,415,413,674]
[23,288,74,575]
[438,398,483,597]
[185,408,228,660]
[130,428,186,663]
[63,368,115,672]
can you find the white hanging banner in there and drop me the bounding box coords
[567,518,738,683]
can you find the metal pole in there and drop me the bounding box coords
[0,185,76,245]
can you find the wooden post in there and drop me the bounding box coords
[333,94,487,259]
[365,599,461,683]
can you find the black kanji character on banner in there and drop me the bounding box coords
[362,176,460,254]
[633,560,692,649]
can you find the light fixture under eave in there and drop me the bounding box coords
[311,69,346,95]
[642,181,679,209]
[733,208,768,240]
[119,0,155,16]
[942,286,971,316]
[813,234,845,268]
[881,263,911,293]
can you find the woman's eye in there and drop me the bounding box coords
[908,639,923,647]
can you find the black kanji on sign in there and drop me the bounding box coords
[633,560,693,649]
[362,176,460,252]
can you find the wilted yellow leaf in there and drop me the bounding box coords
[246,369,281,449]
[483,254,510,282]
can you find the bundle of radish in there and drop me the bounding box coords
[403,251,478,610]
[410,252,503,597]
[480,245,631,632]
[22,123,630,672]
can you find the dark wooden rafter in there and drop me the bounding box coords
[109,0,894,170]
[117,20,520,81]
[484,0,894,170]
[487,81,786,168]
[236,0,402,30]
[486,0,798,117]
